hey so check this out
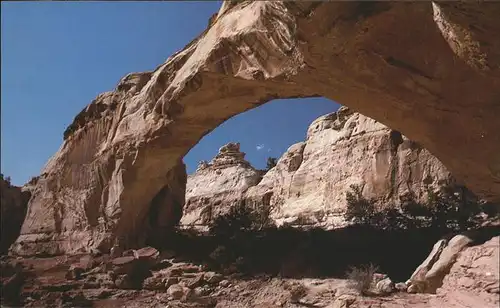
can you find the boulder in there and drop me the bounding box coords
[111,256,137,275]
[329,294,356,308]
[395,282,408,292]
[375,277,395,295]
[135,246,160,265]
[407,234,473,293]
[142,275,167,291]
[204,272,223,284]
[406,239,447,290]
[167,284,185,300]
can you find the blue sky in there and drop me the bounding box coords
[1,2,338,186]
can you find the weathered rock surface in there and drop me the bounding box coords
[12,1,500,255]
[246,107,453,228]
[402,228,500,308]
[407,225,500,302]
[436,236,499,308]
[11,159,186,256]
[181,143,263,226]
[184,107,455,229]
[0,177,32,254]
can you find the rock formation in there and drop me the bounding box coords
[181,143,263,226]
[12,1,500,255]
[407,224,499,308]
[0,176,31,254]
[247,107,454,228]
[183,107,453,229]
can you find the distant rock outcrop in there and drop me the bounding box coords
[181,143,263,227]
[183,107,454,229]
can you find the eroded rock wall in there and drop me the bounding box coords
[0,177,32,254]
[181,143,263,227]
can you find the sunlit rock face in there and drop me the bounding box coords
[181,143,264,227]
[245,107,452,228]
[12,1,500,255]
[184,108,453,229]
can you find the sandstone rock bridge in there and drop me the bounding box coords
[12,1,500,255]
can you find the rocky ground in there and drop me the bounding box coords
[0,253,437,308]
[2,228,498,308]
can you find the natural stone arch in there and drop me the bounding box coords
[12,1,500,255]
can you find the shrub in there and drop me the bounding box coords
[208,202,274,239]
[209,245,232,266]
[346,263,379,296]
[1,173,12,186]
[266,157,278,171]
[284,281,307,303]
[345,183,498,232]
[344,184,377,225]
[424,185,484,231]
[207,203,275,273]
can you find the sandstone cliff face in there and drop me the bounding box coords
[0,177,32,254]
[184,108,453,228]
[11,159,187,256]
[249,107,453,228]
[13,1,500,255]
[181,143,263,227]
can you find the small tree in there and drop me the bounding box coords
[1,174,12,186]
[209,202,274,239]
[425,185,483,231]
[344,184,377,226]
[209,203,255,239]
[266,157,277,171]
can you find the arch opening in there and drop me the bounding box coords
[146,97,497,282]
